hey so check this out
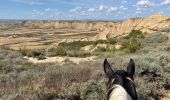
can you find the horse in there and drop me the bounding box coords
[103,59,138,100]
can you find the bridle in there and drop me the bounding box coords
[107,77,134,100]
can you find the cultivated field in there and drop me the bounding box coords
[0,23,98,50]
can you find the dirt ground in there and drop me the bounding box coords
[23,56,97,64]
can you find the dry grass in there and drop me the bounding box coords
[0,25,170,100]
[0,40,170,100]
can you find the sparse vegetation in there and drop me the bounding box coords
[58,38,117,51]
[0,19,170,100]
[0,32,169,99]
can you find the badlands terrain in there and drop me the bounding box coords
[0,14,170,100]
[0,13,169,50]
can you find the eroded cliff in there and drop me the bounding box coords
[23,13,170,41]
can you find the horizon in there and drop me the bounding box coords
[0,0,170,20]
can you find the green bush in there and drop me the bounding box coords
[58,39,117,51]
[126,30,146,39]
[121,39,141,53]
[120,30,146,53]
[107,38,117,44]
[48,47,67,56]
[19,49,44,57]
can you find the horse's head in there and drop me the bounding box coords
[103,59,138,100]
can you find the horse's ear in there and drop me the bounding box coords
[103,59,114,78]
[127,58,135,80]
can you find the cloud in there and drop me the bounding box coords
[87,8,96,12]
[136,0,155,8]
[32,9,44,16]
[99,5,104,11]
[160,0,170,6]
[55,0,85,6]
[10,0,43,5]
[87,5,119,13]
[119,5,128,10]
[45,8,51,12]
[32,8,62,18]
[135,0,157,14]
[69,7,82,13]
[121,0,127,4]
[107,7,118,12]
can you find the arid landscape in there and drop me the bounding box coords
[0,13,170,100]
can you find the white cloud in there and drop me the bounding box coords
[68,5,120,18]
[53,11,62,16]
[135,10,142,14]
[99,5,104,11]
[32,8,63,18]
[137,0,155,8]
[119,5,128,10]
[32,9,44,16]
[107,7,118,12]
[88,8,96,12]
[10,0,43,5]
[160,0,170,6]
[121,0,127,4]
[135,0,156,14]
[158,11,164,14]
[45,8,51,12]
[70,7,82,13]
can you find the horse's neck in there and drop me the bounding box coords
[109,85,132,100]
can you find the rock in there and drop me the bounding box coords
[115,44,122,50]
[91,44,114,51]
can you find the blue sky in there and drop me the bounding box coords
[0,0,170,20]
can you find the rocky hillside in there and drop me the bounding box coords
[23,13,170,41]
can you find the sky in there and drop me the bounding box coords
[0,0,170,20]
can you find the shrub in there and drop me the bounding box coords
[161,28,170,32]
[18,49,45,58]
[120,30,146,53]
[58,39,117,51]
[58,41,94,50]
[107,38,117,44]
[94,47,115,52]
[48,47,67,56]
[66,51,91,57]
[95,47,107,52]
[126,30,145,39]
[121,39,141,53]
